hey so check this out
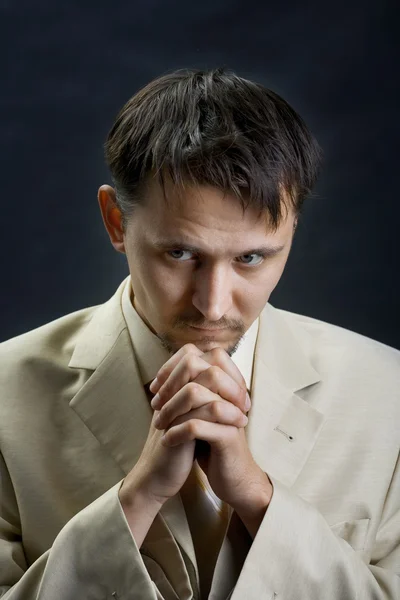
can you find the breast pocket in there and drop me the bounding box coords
[330,518,371,556]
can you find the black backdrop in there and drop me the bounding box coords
[1,0,399,349]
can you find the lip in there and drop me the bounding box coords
[189,326,226,332]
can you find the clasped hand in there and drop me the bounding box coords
[149,343,272,515]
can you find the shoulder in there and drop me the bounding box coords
[273,306,400,392]
[0,306,98,404]
[275,306,400,368]
[0,305,97,363]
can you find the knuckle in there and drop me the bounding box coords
[208,365,221,382]
[236,406,246,423]
[182,343,200,355]
[209,347,226,362]
[210,401,223,421]
[182,353,197,374]
[187,381,202,400]
[186,420,198,438]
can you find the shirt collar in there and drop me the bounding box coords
[121,276,258,391]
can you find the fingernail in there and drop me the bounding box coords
[151,393,161,409]
[245,393,251,411]
[149,377,158,393]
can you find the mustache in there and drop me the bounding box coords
[173,316,245,332]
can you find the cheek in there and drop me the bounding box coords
[140,260,190,308]
[243,259,287,306]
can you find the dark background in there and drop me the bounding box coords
[1,0,399,349]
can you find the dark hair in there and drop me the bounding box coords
[104,67,322,229]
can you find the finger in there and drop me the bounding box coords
[150,343,202,394]
[201,347,247,393]
[152,348,250,413]
[155,385,248,430]
[151,353,213,411]
[150,344,248,399]
[153,362,247,415]
[169,402,248,429]
[193,347,251,412]
[154,381,209,427]
[193,366,248,414]
[161,419,240,451]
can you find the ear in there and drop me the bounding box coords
[98,185,126,254]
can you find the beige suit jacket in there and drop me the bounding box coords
[0,279,399,599]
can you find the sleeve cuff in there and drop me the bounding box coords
[40,481,158,599]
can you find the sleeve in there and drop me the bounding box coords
[231,457,400,600]
[0,450,163,600]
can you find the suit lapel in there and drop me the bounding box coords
[246,304,325,487]
[67,280,199,595]
[70,327,151,475]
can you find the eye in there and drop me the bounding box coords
[167,249,195,261]
[237,254,264,266]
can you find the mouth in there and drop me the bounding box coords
[189,326,227,333]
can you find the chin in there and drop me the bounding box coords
[158,332,239,356]
[197,340,240,357]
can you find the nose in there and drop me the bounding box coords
[191,264,233,322]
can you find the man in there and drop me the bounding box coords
[0,68,399,600]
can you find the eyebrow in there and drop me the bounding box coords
[152,239,285,257]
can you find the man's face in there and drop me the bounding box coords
[113,178,296,355]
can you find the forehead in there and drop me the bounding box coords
[137,175,294,239]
